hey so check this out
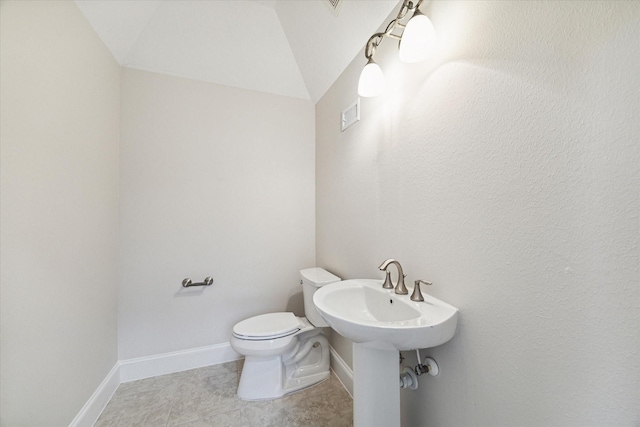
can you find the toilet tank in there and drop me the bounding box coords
[300,267,341,327]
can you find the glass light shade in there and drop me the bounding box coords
[398,11,436,63]
[358,59,385,97]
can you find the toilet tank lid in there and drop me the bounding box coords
[300,267,341,287]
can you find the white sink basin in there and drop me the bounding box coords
[313,278,459,350]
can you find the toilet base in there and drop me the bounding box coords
[236,333,330,401]
[282,370,330,397]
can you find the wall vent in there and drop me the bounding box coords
[324,0,343,16]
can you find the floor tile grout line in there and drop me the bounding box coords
[96,361,353,426]
[162,376,180,427]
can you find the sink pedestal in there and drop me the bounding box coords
[353,342,400,427]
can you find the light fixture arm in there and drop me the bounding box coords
[358,0,432,98]
[363,0,424,60]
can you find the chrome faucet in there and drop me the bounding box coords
[378,259,408,295]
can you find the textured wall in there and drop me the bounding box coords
[119,68,315,359]
[0,1,120,425]
[316,1,639,425]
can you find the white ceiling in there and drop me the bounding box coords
[75,0,398,103]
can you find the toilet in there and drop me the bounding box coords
[231,267,340,401]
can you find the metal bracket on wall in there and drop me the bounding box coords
[182,277,213,288]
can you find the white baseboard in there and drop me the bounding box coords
[329,346,353,398]
[75,343,343,426]
[68,362,120,427]
[72,342,240,426]
[119,342,241,383]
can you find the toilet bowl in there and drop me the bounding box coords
[230,268,340,401]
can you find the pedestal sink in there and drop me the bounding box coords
[313,279,459,427]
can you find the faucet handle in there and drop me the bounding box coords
[382,270,394,289]
[411,280,432,302]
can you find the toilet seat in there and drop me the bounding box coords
[233,312,304,341]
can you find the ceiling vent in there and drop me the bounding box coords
[324,0,343,16]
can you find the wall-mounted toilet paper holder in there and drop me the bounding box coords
[182,277,213,288]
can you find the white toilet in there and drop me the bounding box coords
[231,267,340,401]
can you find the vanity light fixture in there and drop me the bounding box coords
[357,0,436,97]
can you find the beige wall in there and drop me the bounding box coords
[0,1,120,426]
[316,1,640,425]
[3,0,638,424]
[118,68,315,359]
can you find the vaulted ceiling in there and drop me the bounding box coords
[75,0,397,103]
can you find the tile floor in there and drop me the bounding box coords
[95,360,353,426]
